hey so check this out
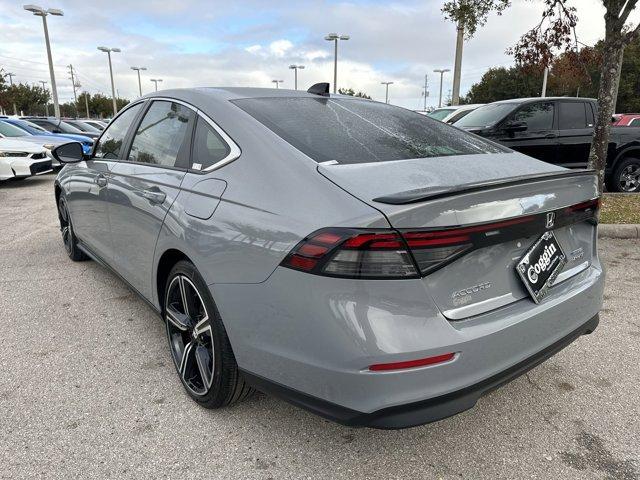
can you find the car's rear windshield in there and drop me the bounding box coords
[232,97,506,164]
[427,108,456,121]
[0,121,29,137]
[454,103,518,128]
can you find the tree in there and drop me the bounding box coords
[442,0,511,105]
[510,0,640,191]
[60,92,129,118]
[337,87,372,99]
[0,81,49,116]
[464,45,601,103]
[464,66,544,102]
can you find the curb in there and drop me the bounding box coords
[598,224,640,239]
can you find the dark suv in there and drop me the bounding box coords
[455,97,640,192]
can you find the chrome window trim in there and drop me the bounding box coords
[148,96,241,172]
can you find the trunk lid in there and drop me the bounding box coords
[318,153,599,319]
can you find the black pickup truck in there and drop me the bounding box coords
[454,97,640,192]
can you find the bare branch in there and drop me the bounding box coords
[618,0,637,26]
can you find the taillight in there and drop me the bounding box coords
[281,229,419,279]
[281,198,600,280]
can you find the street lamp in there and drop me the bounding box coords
[381,81,394,104]
[97,46,121,115]
[131,66,147,97]
[39,80,49,116]
[150,78,163,91]
[324,33,349,94]
[433,68,450,108]
[23,5,63,118]
[271,79,283,89]
[288,65,305,90]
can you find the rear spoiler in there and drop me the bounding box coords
[373,169,598,205]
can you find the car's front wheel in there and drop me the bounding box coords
[57,195,88,261]
[164,260,254,408]
[612,157,640,192]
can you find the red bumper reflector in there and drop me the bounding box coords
[369,352,456,371]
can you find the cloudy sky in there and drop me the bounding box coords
[1,1,637,109]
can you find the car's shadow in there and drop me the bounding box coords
[0,172,57,189]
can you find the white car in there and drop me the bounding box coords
[0,138,52,181]
[426,104,484,124]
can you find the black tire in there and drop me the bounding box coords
[164,260,254,408]
[611,157,640,192]
[57,195,89,261]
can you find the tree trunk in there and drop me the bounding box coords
[587,27,624,193]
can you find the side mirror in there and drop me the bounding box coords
[52,128,63,133]
[503,121,528,133]
[52,142,85,164]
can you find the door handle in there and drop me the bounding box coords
[141,189,166,204]
[544,133,558,139]
[96,174,107,187]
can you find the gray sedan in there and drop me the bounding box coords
[51,85,604,429]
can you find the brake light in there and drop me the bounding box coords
[281,229,419,279]
[280,198,599,280]
[565,198,600,213]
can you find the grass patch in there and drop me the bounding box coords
[600,193,640,224]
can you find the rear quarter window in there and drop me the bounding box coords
[232,97,506,164]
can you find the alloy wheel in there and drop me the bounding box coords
[619,163,640,192]
[58,197,73,255]
[165,275,215,396]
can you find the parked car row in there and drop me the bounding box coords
[445,97,640,192]
[425,104,484,124]
[0,137,52,181]
[0,116,98,167]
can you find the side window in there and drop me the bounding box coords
[32,120,54,132]
[509,102,554,131]
[586,103,595,126]
[191,117,230,170]
[629,118,640,127]
[128,101,195,168]
[559,102,587,130]
[94,103,143,159]
[446,109,472,124]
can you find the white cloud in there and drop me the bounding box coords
[268,39,293,57]
[245,45,262,54]
[1,0,636,109]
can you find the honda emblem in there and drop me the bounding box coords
[546,212,555,229]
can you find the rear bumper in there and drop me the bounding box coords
[215,259,604,421]
[242,314,599,429]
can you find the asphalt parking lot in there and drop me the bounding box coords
[1,174,638,480]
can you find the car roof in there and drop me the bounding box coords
[492,97,597,105]
[139,87,370,105]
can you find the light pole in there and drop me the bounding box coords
[39,80,49,116]
[131,66,147,97]
[381,81,394,104]
[288,65,305,90]
[97,46,121,115]
[433,68,450,108]
[324,33,349,94]
[6,72,17,115]
[23,5,63,118]
[271,79,283,89]
[150,78,163,92]
[422,74,429,111]
[541,67,549,98]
